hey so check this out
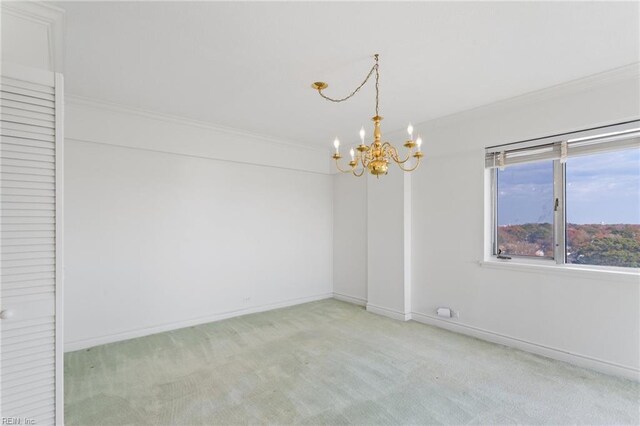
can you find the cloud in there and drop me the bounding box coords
[496,148,640,225]
[566,149,640,223]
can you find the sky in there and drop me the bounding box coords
[497,148,640,225]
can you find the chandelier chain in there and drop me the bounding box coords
[317,54,380,117]
[374,54,379,116]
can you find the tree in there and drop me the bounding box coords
[573,235,640,268]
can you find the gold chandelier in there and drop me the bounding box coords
[311,54,423,177]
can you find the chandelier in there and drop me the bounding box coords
[311,54,423,177]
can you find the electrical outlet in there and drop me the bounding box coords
[243,297,251,304]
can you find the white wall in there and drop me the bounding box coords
[411,67,640,378]
[64,99,333,350]
[332,173,367,305]
[366,171,412,320]
[334,65,640,379]
[64,59,639,380]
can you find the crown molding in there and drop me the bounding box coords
[1,1,66,72]
[416,63,640,131]
[65,94,326,154]
[66,62,638,158]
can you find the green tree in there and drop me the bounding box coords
[573,236,640,268]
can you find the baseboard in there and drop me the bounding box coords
[366,303,411,321]
[64,292,333,352]
[411,311,640,382]
[332,292,367,306]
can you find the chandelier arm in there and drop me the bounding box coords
[396,156,422,172]
[380,141,393,155]
[360,152,369,169]
[380,142,408,164]
[334,158,354,173]
[352,168,366,177]
[351,152,366,176]
[389,145,412,164]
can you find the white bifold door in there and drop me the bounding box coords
[0,63,63,425]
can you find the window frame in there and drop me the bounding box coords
[490,160,562,264]
[487,120,640,271]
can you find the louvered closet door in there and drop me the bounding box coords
[1,63,63,426]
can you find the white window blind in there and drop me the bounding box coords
[485,121,640,168]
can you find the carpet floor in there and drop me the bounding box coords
[65,299,639,425]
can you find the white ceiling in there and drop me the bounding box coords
[57,1,639,149]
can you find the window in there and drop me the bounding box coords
[496,161,554,258]
[566,148,640,267]
[487,121,640,269]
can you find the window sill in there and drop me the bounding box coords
[478,259,640,283]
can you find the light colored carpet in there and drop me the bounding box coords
[65,299,639,425]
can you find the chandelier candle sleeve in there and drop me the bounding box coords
[311,54,424,177]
